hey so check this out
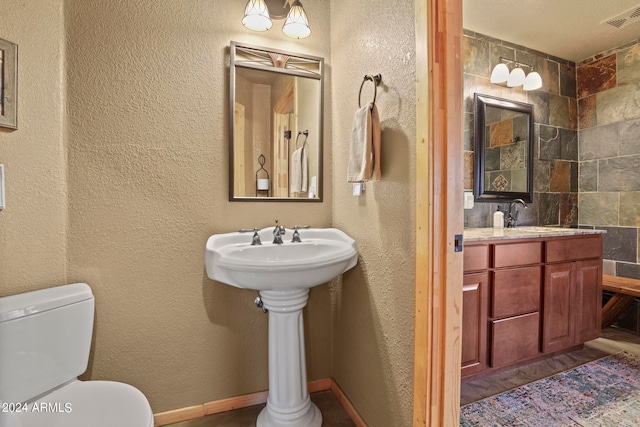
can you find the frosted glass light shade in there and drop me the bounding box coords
[507,67,526,87]
[523,71,543,91]
[490,63,510,84]
[242,0,272,32]
[282,0,311,39]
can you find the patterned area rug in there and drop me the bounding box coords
[460,352,640,426]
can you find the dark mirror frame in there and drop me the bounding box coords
[473,93,534,203]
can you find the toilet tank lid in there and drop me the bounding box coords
[0,283,93,323]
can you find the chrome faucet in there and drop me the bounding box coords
[272,223,286,244]
[506,199,527,228]
[239,228,262,245]
[291,225,310,243]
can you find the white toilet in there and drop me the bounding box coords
[0,283,154,427]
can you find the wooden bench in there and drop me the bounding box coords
[601,274,640,328]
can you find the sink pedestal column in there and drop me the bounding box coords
[256,289,322,427]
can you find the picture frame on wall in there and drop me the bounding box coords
[0,37,17,130]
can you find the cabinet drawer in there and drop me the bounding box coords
[546,236,602,263]
[492,266,541,318]
[493,242,542,268]
[464,245,489,272]
[491,312,540,368]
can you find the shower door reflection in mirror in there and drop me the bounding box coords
[230,42,323,201]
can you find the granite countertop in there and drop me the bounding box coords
[464,227,606,242]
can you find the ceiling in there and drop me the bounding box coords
[463,0,640,62]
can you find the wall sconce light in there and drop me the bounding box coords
[242,0,311,39]
[282,1,311,39]
[490,57,542,91]
[242,0,273,32]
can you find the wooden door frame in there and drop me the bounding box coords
[413,0,464,425]
[234,102,246,197]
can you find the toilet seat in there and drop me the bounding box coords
[13,380,153,427]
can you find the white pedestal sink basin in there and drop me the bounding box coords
[205,227,358,427]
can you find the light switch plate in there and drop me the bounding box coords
[463,191,474,209]
[0,164,5,210]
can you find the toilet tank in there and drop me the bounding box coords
[0,283,94,404]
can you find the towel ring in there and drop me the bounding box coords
[358,74,382,108]
[295,130,309,149]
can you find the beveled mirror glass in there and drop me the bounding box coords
[473,93,534,202]
[230,41,323,201]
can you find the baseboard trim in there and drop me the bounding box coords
[329,380,367,427]
[154,378,354,426]
[154,404,205,426]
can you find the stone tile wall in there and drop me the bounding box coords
[577,40,640,279]
[463,31,578,228]
[484,111,529,192]
[463,32,640,280]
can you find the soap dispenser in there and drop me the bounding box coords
[493,206,504,229]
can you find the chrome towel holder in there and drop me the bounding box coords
[358,74,382,108]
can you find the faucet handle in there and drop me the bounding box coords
[272,220,285,233]
[239,228,262,245]
[291,225,310,243]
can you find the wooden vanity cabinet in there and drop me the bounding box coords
[490,265,541,368]
[461,245,489,377]
[462,234,602,378]
[542,263,574,352]
[488,241,542,369]
[461,272,489,376]
[574,259,602,342]
[542,236,603,352]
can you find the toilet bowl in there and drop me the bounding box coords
[0,283,154,427]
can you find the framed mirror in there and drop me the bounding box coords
[229,41,324,202]
[473,93,534,202]
[0,37,17,129]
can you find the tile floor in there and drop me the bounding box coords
[167,327,640,426]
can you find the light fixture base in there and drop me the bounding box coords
[264,0,291,20]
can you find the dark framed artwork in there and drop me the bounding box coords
[0,37,17,129]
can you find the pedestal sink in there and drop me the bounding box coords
[205,227,358,427]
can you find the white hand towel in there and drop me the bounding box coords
[347,103,381,182]
[290,146,308,193]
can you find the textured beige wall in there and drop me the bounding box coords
[330,1,417,426]
[2,0,418,421]
[64,0,332,413]
[0,2,67,291]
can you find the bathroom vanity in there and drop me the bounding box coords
[461,227,605,378]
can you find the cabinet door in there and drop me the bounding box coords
[574,259,602,343]
[542,263,574,352]
[461,273,489,377]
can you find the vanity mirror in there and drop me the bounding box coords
[229,41,323,201]
[473,93,534,203]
